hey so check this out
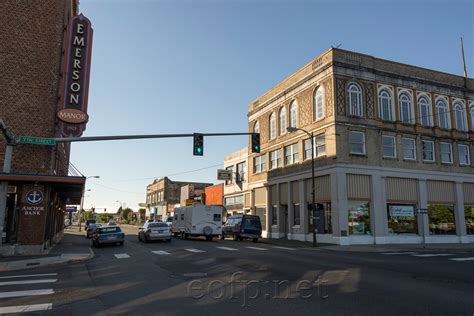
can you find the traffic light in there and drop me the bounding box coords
[251,133,260,153]
[193,133,204,156]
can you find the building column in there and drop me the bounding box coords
[299,180,308,236]
[287,182,293,239]
[331,170,348,240]
[417,179,429,239]
[276,183,284,237]
[372,173,388,243]
[265,186,271,237]
[454,182,467,239]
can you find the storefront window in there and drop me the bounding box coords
[348,201,371,235]
[271,205,278,226]
[428,204,456,235]
[465,205,474,235]
[293,204,300,226]
[387,204,417,234]
[255,207,266,231]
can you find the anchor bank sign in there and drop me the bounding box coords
[22,190,45,216]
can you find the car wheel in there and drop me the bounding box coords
[252,238,258,243]
[138,234,141,242]
[144,236,149,243]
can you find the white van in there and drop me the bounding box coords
[172,205,223,241]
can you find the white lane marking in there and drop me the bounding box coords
[114,253,130,259]
[449,257,474,261]
[412,253,454,257]
[0,289,54,299]
[0,273,57,280]
[184,248,205,253]
[245,246,268,251]
[0,303,52,314]
[216,247,238,251]
[0,279,57,286]
[152,250,170,255]
[381,252,418,255]
[272,246,297,251]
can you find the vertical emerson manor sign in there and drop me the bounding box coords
[57,14,93,137]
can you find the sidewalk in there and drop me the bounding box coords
[259,237,474,253]
[0,225,94,272]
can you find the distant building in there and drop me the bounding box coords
[204,183,224,206]
[244,48,473,244]
[179,183,213,206]
[145,177,212,220]
[223,148,250,215]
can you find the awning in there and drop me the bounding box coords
[0,173,85,204]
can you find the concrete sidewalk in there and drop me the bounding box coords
[0,225,94,272]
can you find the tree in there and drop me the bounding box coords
[81,211,93,222]
[138,208,146,223]
[120,208,133,221]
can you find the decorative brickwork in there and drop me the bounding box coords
[297,89,313,127]
[336,77,347,115]
[363,81,376,118]
[323,77,334,117]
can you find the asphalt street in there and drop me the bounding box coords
[0,225,473,316]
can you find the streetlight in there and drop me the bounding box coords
[79,176,100,232]
[287,126,317,247]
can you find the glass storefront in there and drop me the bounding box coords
[387,204,417,234]
[428,204,456,235]
[465,205,474,235]
[348,201,371,235]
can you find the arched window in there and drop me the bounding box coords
[254,121,260,134]
[436,98,450,129]
[314,87,324,121]
[399,92,413,124]
[347,83,363,117]
[269,112,276,140]
[289,101,298,128]
[378,88,393,121]
[453,101,467,131]
[418,95,432,126]
[470,104,474,131]
[279,107,286,135]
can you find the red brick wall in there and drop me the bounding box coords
[0,0,71,175]
[204,184,224,206]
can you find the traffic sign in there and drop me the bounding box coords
[17,136,56,146]
[217,169,232,181]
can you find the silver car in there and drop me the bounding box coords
[138,222,171,242]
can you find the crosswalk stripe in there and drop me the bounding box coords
[0,289,54,299]
[114,253,130,259]
[245,246,268,251]
[272,246,296,251]
[381,252,418,255]
[185,248,205,253]
[152,250,170,255]
[216,247,238,251]
[0,303,52,314]
[449,257,474,261]
[0,273,57,280]
[412,253,454,257]
[0,279,57,286]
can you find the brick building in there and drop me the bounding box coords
[204,183,224,206]
[0,0,88,255]
[244,48,474,245]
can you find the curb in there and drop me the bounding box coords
[0,247,95,272]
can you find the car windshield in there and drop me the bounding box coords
[99,227,121,233]
[242,217,261,229]
[148,222,168,228]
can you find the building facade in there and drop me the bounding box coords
[0,0,87,255]
[247,48,474,245]
[223,148,251,216]
[204,183,224,206]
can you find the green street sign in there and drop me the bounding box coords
[17,136,56,146]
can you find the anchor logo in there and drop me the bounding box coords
[26,190,43,205]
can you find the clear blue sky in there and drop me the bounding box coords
[75,0,473,212]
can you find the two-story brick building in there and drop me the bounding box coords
[246,48,474,245]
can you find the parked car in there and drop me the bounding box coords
[138,222,171,242]
[92,226,125,247]
[85,223,102,238]
[221,215,262,242]
[172,205,223,241]
[85,219,96,229]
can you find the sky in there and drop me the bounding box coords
[74,0,473,213]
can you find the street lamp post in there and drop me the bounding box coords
[287,127,317,247]
[79,176,99,232]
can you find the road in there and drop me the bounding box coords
[0,225,473,315]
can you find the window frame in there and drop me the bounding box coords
[236,162,246,182]
[289,101,298,128]
[436,98,450,130]
[269,112,276,140]
[225,166,234,185]
[349,131,366,155]
[458,144,471,166]
[279,107,287,136]
[253,121,260,134]
[382,135,396,159]
[284,143,299,166]
[440,142,453,164]
[418,95,432,127]
[347,82,363,117]
[293,203,301,226]
[314,87,325,121]
[453,101,467,132]
[378,88,394,121]
[422,140,435,163]
[401,138,416,161]
[398,91,413,124]
[269,149,282,170]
